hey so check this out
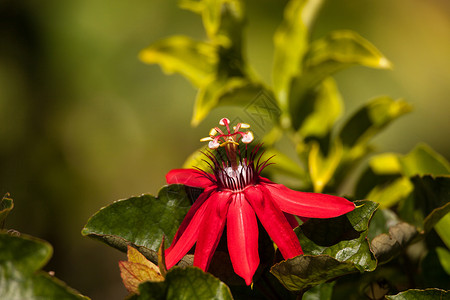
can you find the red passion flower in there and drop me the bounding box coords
[165,118,355,285]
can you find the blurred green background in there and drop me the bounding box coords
[1,0,449,298]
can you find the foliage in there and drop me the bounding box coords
[0,197,89,300]
[1,0,448,299]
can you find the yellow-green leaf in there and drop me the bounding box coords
[296,77,343,137]
[366,176,413,209]
[339,96,412,148]
[400,143,450,177]
[139,35,217,87]
[308,140,343,192]
[273,0,323,111]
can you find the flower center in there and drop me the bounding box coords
[200,118,254,171]
[216,163,256,192]
[199,117,272,192]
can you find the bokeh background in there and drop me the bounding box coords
[1,0,449,298]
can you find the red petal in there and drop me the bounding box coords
[244,185,303,260]
[166,187,214,251]
[166,169,213,188]
[227,193,260,285]
[165,190,213,269]
[284,213,299,229]
[194,191,232,271]
[262,182,355,218]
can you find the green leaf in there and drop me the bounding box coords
[400,143,450,177]
[297,200,379,272]
[296,77,343,138]
[302,282,335,300]
[0,193,14,228]
[0,232,88,300]
[303,30,391,84]
[139,36,217,87]
[272,201,379,293]
[130,267,233,300]
[270,255,356,293]
[411,175,450,233]
[308,139,343,193]
[191,78,264,126]
[273,0,323,111]
[366,176,413,209]
[435,213,450,249]
[339,96,411,148]
[367,208,400,241]
[289,31,391,123]
[436,247,450,276]
[385,288,449,300]
[82,185,193,262]
[180,0,244,46]
[262,147,308,180]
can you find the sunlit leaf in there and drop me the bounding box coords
[436,247,450,276]
[366,176,413,209]
[308,140,342,192]
[262,147,307,179]
[180,0,244,46]
[191,78,264,126]
[296,77,343,138]
[130,267,233,300]
[400,143,450,177]
[339,96,411,148]
[385,288,449,300]
[289,30,391,121]
[0,233,89,300]
[273,0,323,110]
[82,185,192,263]
[303,30,391,82]
[139,35,217,87]
[435,213,450,249]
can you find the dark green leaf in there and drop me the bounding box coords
[385,288,449,300]
[410,175,450,233]
[270,255,356,293]
[273,0,322,111]
[271,201,378,293]
[139,36,217,87]
[0,232,88,300]
[339,96,411,148]
[297,200,379,271]
[82,185,192,262]
[302,282,335,300]
[131,267,233,300]
[0,193,14,228]
[367,208,400,241]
